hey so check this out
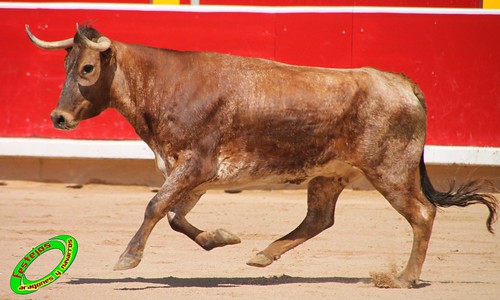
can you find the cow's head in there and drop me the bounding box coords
[26,24,114,130]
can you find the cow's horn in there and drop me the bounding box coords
[76,24,111,52]
[25,24,74,50]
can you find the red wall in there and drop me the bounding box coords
[0,5,498,147]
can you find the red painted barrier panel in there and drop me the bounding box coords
[352,12,499,147]
[0,5,498,147]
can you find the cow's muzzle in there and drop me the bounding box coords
[50,110,79,130]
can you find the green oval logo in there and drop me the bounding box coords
[10,235,78,295]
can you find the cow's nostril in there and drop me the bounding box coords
[51,112,67,128]
[56,115,65,126]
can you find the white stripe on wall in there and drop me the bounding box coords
[1,3,500,15]
[0,138,498,166]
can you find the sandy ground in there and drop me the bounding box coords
[0,181,499,299]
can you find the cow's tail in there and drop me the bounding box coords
[419,154,498,233]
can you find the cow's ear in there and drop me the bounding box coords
[102,47,115,65]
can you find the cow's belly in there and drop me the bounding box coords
[203,155,364,189]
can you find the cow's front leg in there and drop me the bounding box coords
[166,190,240,250]
[113,183,187,270]
[113,152,215,271]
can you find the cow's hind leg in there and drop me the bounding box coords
[167,190,241,250]
[247,176,344,267]
[366,170,436,288]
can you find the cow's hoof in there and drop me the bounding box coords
[196,228,241,250]
[113,253,142,271]
[214,228,241,246]
[370,271,413,289]
[246,252,274,267]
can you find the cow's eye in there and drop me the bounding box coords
[82,64,94,75]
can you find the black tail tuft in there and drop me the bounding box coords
[419,155,498,234]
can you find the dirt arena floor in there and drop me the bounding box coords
[0,181,499,299]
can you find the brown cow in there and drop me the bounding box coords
[26,24,497,288]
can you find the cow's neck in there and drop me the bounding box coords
[110,42,183,150]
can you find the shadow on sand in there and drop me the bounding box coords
[67,275,374,290]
